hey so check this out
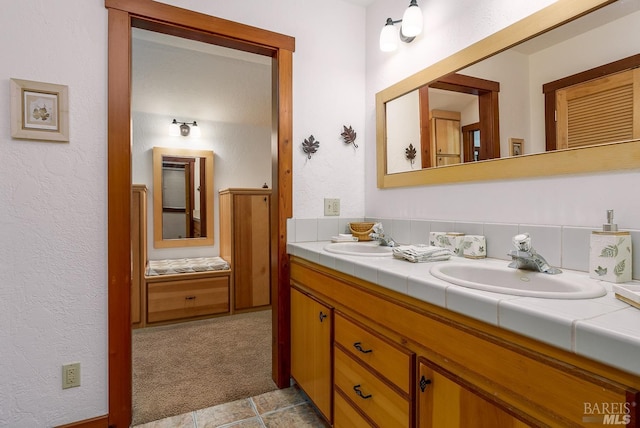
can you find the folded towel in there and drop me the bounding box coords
[392,245,454,263]
[331,235,358,242]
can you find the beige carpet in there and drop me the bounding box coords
[132,310,277,425]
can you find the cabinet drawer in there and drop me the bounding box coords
[147,276,229,323]
[335,312,413,394]
[334,347,409,428]
[334,388,374,428]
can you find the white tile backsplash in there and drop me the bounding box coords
[518,224,562,267]
[562,227,592,272]
[392,219,411,245]
[317,218,339,241]
[454,222,484,235]
[295,218,318,242]
[410,220,431,244]
[430,220,456,234]
[287,217,640,279]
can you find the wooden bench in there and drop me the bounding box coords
[144,257,231,326]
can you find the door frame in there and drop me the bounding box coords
[428,73,501,162]
[105,1,294,426]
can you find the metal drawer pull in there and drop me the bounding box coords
[319,311,327,322]
[353,342,372,354]
[353,384,372,399]
[185,296,197,300]
[419,375,432,392]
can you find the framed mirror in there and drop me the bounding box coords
[153,146,214,248]
[377,0,640,188]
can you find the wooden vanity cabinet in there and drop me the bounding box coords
[290,287,333,423]
[131,184,147,328]
[289,256,640,428]
[417,358,529,428]
[219,188,271,312]
[334,313,414,427]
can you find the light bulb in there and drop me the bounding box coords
[402,2,423,38]
[379,21,398,52]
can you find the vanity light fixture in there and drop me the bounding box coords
[169,119,201,137]
[379,0,423,52]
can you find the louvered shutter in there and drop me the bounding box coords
[556,68,639,149]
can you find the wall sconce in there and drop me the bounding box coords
[379,0,423,52]
[169,119,201,137]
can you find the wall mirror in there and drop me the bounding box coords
[153,146,214,248]
[377,0,640,188]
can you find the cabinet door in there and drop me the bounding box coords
[434,118,461,155]
[234,194,270,310]
[290,288,332,422]
[418,359,530,428]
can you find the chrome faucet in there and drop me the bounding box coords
[508,233,562,274]
[369,223,397,247]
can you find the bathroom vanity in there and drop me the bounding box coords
[289,242,640,427]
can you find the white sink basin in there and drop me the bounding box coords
[324,242,393,257]
[430,262,607,299]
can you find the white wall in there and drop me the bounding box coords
[0,0,365,426]
[159,0,368,219]
[132,34,273,260]
[0,1,108,426]
[365,0,640,230]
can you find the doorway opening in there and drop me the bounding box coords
[106,1,294,426]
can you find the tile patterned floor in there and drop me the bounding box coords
[132,386,330,428]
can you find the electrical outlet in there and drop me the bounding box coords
[62,362,81,389]
[324,198,340,216]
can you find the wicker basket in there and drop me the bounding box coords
[349,222,375,241]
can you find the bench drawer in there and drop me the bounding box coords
[147,276,229,323]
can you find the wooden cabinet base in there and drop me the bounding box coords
[290,256,640,428]
[145,271,230,325]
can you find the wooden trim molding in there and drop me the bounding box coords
[106,7,132,426]
[55,415,109,428]
[105,1,294,426]
[105,0,294,52]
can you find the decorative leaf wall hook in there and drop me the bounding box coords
[341,125,358,149]
[405,143,417,165]
[302,135,320,159]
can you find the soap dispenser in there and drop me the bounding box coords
[589,210,632,283]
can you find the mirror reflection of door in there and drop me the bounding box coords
[161,155,207,239]
[427,73,500,164]
[384,73,500,174]
[462,123,481,162]
[544,55,640,151]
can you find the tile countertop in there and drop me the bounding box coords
[287,241,640,377]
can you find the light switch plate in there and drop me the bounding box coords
[324,198,340,216]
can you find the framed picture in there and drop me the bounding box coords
[509,138,524,156]
[10,78,69,142]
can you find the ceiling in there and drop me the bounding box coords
[343,0,376,6]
